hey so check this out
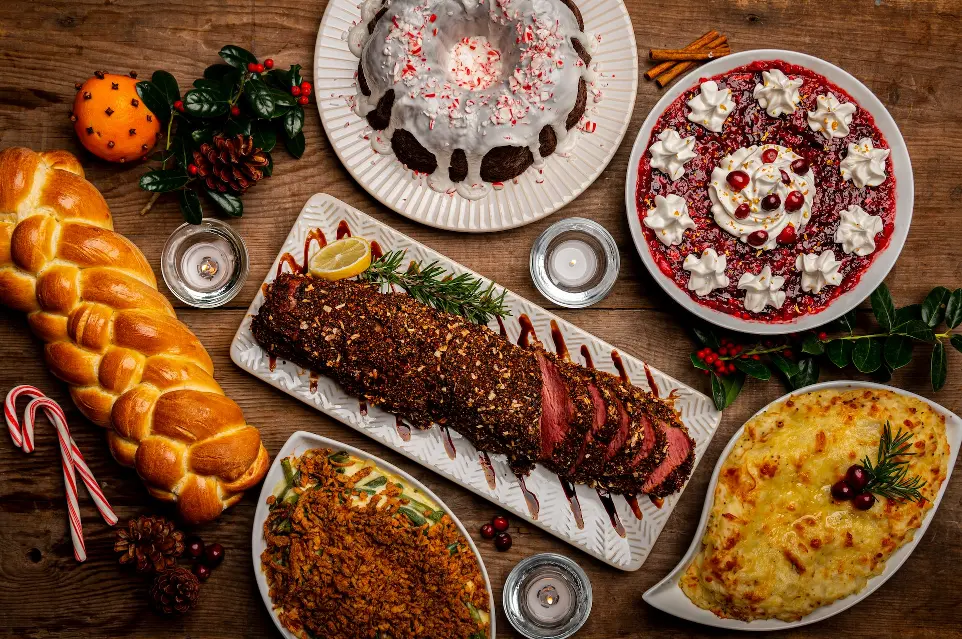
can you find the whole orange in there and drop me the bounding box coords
[72,72,161,163]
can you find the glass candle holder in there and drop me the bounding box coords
[161,219,249,308]
[530,218,619,308]
[503,553,592,639]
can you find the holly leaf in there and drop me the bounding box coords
[261,151,274,177]
[769,352,800,378]
[183,88,229,117]
[191,127,214,146]
[931,341,948,391]
[225,116,252,138]
[192,78,229,98]
[922,286,951,328]
[690,352,708,371]
[290,64,303,87]
[139,168,189,192]
[266,68,292,90]
[897,319,937,342]
[734,358,771,380]
[284,130,306,159]
[283,105,305,139]
[801,333,825,355]
[252,121,277,153]
[244,78,275,120]
[872,363,894,383]
[206,189,243,217]
[787,357,819,390]
[178,188,203,224]
[710,371,745,411]
[946,289,962,329]
[870,283,896,332]
[950,334,962,354]
[219,45,257,70]
[825,339,853,368]
[151,70,180,105]
[136,81,172,123]
[883,334,913,370]
[691,326,720,349]
[853,338,883,373]
[894,303,922,329]
[272,89,298,109]
[832,308,858,334]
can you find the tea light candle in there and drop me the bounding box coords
[161,219,249,308]
[180,237,234,292]
[530,218,620,308]
[548,239,598,289]
[525,575,574,624]
[503,553,592,639]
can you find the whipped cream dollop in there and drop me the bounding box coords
[752,69,803,117]
[708,145,815,250]
[682,248,729,296]
[840,137,890,188]
[807,93,857,140]
[737,264,786,313]
[835,204,883,256]
[796,250,843,294]
[649,129,696,181]
[644,194,695,246]
[687,81,735,133]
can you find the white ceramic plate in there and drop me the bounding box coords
[251,431,496,639]
[313,0,638,232]
[625,50,914,334]
[231,193,723,570]
[643,380,960,631]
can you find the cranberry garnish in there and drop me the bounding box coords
[853,492,876,510]
[831,480,854,500]
[791,158,810,175]
[845,465,871,491]
[726,170,750,191]
[747,230,768,247]
[784,190,805,212]
[762,148,778,163]
[203,542,225,568]
[761,193,781,211]
[492,515,509,532]
[480,523,495,539]
[185,536,205,560]
[780,169,792,185]
[494,532,513,552]
[776,224,797,244]
[194,563,211,581]
[734,203,751,219]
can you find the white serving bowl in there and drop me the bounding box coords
[251,431,496,639]
[643,381,960,631]
[625,50,913,335]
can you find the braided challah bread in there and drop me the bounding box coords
[0,147,269,523]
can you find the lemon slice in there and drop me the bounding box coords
[308,237,372,280]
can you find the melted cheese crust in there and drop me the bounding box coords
[680,389,949,622]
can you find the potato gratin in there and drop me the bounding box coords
[681,388,949,622]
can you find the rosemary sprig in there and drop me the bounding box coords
[360,250,510,325]
[861,421,926,503]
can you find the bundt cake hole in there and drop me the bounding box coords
[558,0,585,31]
[566,77,587,130]
[358,62,370,97]
[572,38,591,66]
[392,128,439,174]
[539,126,558,158]
[366,88,394,130]
[480,145,534,183]
[367,7,387,34]
[449,150,468,183]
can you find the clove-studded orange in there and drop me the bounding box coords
[72,71,161,163]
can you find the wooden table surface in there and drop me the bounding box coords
[2,0,962,637]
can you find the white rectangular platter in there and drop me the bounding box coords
[230,193,723,570]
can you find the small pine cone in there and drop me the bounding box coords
[192,133,269,195]
[149,567,199,615]
[114,515,185,575]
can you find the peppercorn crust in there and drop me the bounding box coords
[680,388,949,622]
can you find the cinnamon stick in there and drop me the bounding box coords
[644,30,720,80]
[649,46,731,62]
[655,34,729,88]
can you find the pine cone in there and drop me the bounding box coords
[193,134,269,194]
[114,515,185,575]
[149,567,199,615]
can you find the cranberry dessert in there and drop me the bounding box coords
[636,60,897,322]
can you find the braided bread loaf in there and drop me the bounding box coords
[0,147,269,523]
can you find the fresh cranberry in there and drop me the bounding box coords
[480,523,495,539]
[761,148,778,163]
[776,224,797,244]
[726,170,750,191]
[193,563,211,581]
[734,203,751,219]
[853,492,876,510]
[264,58,275,69]
[185,536,204,559]
[291,85,302,97]
[494,532,512,552]
[780,169,792,185]
[747,230,768,247]
[784,190,805,212]
[297,95,309,106]
[845,465,871,491]
[761,193,781,211]
[230,105,241,117]
[831,480,855,500]
[492,515,509,532]
[203,542,225,568]
[791,158,810,175]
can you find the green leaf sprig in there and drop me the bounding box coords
[359,250,511,326]
[135,45,310,223]
[691,283,962,410]
[860,421,926,503]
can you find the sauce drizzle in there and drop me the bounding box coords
[559,478,585,529]
[612,350,629,384]
[516,474,540,520]
[479,452,497,490]
[335,220,351,239]
[549,320,569,361]
[303,228,327,270]
[309,372,319,394]
[644,363,659,398]
[580,344,594,369]
[517,314,536,348]
[440,426,456,460]
[625,494,644,520]
[395,417,411,442]
[370,240,383,261]
[597,489,627,538]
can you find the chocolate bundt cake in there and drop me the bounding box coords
[348,0,594,199]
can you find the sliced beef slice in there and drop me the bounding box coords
[567,370,626,483]
[537,354,598,476]
[640,422,695,497]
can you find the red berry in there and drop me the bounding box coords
[791,158,810,175]
[727,363,736,374]
[300,81,312,93]
[705,354,717,364]
[734,203,751,219]
[783,350,792,357]
[492,515,509,532]
[188,164,198,176]
[780,169,792,185]
[761,193,781,211]
[845,465,871,491]
[702,369,709,375]
[185,536,204,559]
[719,347,728,356]
[173,100,184,112]
[203,542,225,568]
[291,85,302,97]
[494,532,512,552]
[247,62,258,72]
[831,480,855,500]
[784,190,805,212]
[752,354,761,360]
[193,563,211,581]
[480,523,495,539]
[298,95,309,106]
[230,105,241,117]
[776,224,797,245]
[747,230,768,247]
[264,58,275,69]
[726,170,750,191]
[254,63,265,73]
[818,332,828,340]
[761,148,778,163]
[853,492,876,510]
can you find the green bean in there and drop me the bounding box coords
[399,507,427,526]
[359,475,388,489]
